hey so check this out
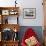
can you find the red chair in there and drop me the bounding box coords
[21,28,41,46]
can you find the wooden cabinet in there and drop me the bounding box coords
[2,41,19,46]
[0,41,19,46]
[0,7,19,46]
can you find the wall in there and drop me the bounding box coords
[0,0,44,26]
[18,0,44,26]
[0,0,15,7]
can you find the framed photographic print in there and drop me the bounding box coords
[9,10,18,15]
[23,8,36,19]
[2,10,9,15]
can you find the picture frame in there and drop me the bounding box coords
[23,8,36,19]
[9,10,18,15]
[2,10,9,15]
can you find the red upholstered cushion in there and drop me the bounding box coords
[21,28,41,46]
[24,28,36,39]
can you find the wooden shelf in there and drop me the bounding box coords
[0,7,20,46]
[0,7,19,24]
[0,24,20,32]
[0,40,19,46]
[0,7,19,9]
[0,7,19,16]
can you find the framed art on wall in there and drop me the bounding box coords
[2,10,9,15]
[23,8,36,19]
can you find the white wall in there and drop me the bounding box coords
[0,0,15,7]
[18,0,44,26]
[0,0,44,26]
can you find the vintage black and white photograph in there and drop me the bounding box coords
[23,8,36,19]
